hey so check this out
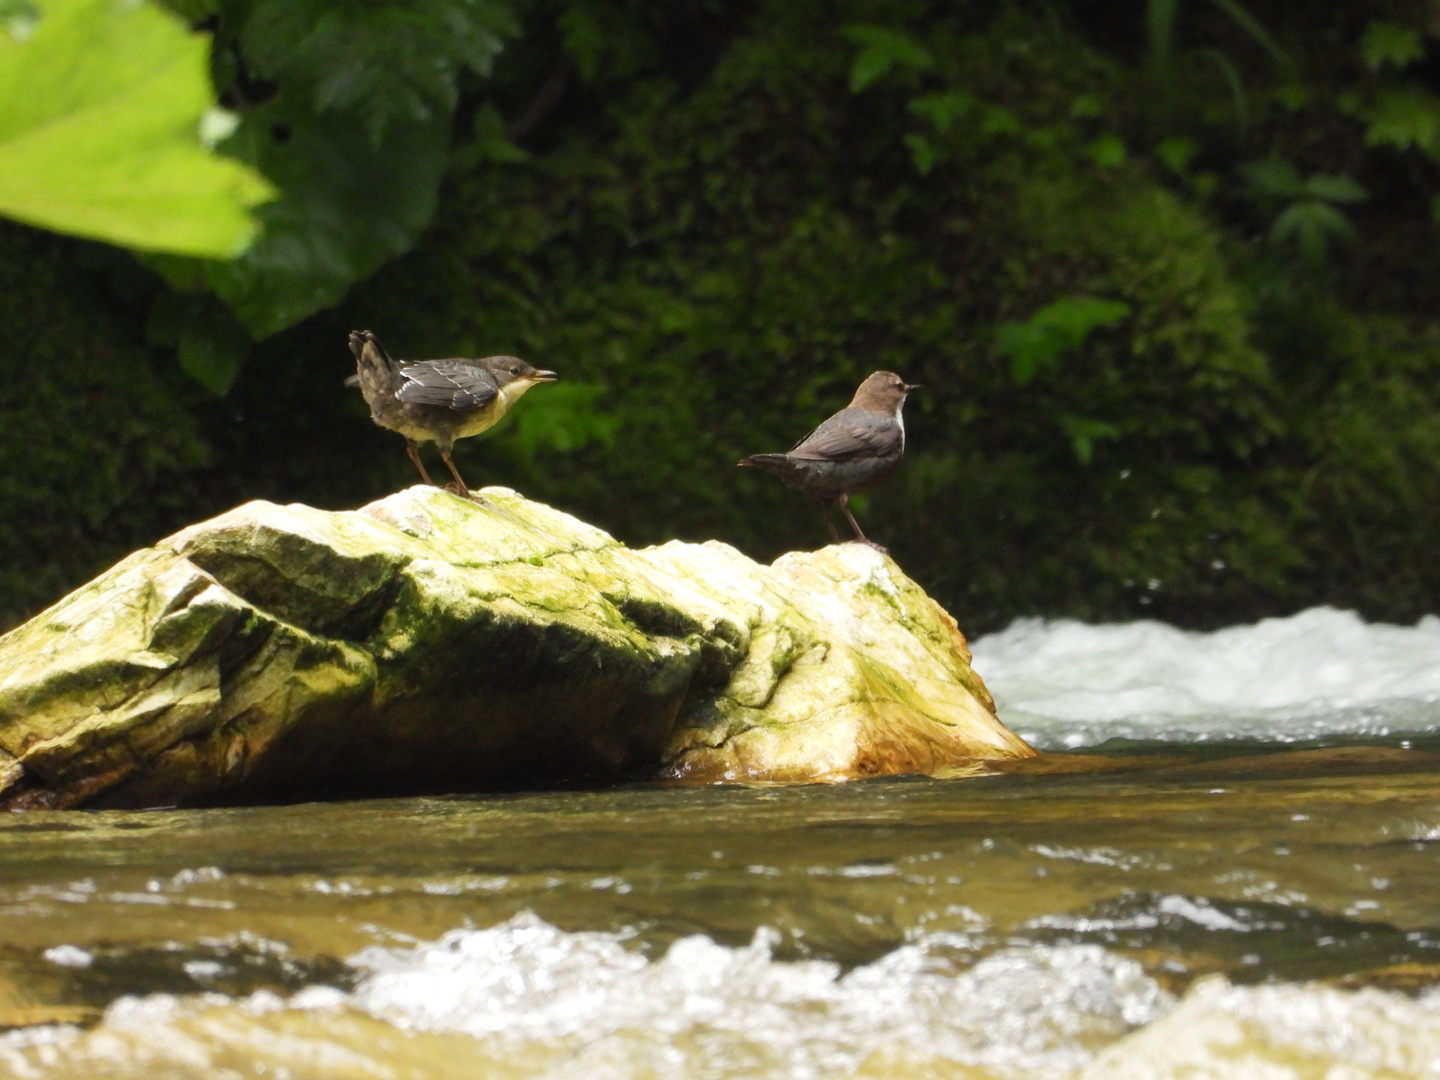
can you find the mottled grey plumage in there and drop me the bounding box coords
[347,330,556,497]
[739,371,917,551]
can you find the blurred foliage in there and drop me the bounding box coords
[146,0,518,391]
[6,0,1440,636]
[0,0,270,257]
[0,222,211,628]
[996,298,1132,387]
[1239,158,1368,264]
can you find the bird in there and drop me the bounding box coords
[346,330,557,498]
[738,371,918,552]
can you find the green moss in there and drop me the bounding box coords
[0,224,210,629]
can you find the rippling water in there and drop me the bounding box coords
[1,607,1438,1078]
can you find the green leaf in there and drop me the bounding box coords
[1058,415,1120,465]
[979,106,1022,136]
[1301,174,1367,204]
[1198,48,1248,136]
[1146,0,1178,83]
[1358,87,1440,155]
[904,133,937,175]
[1360,21,1423,71]
[1086,134,1127,168]
[145,288,252,394]
[187,103,450,338]
[558,5,604,82]
[177,306,252,395]
[1274,83,1309,110]
[1270,200,1354,264]
[1239,157,1303,199]
[1155,136,1199,174]
[909,91,976,132]
[0,0,273,257]
[0,0,37,35]
[463,103,530,167]
[841,24,933,92]
[1205,0,1291,70]
[145,0,519,341]
[996,297,1131,386]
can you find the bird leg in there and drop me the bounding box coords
[405,441,437,487]
[838,494,887,554]
[820,502,841,544]
[439,449,482,501]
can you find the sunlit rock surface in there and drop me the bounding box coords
[0,487,1030,808]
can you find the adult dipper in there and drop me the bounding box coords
[347,330,557,498]
[738,371,918,552]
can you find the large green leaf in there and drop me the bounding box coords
[150,0,516,341]
[193,101,450,338]
[0,0,272,256]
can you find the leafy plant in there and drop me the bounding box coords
[1239,158,1367,265]
[0,0,271,257]
[995,297,1131,386]
[995,298,1130,464]
[1057,414,1121,466]
[904,90,1021,173]
[144,0,517,393]
[1350,87,1440,155]
[840,24,932,92]
[1359,21,1423,71]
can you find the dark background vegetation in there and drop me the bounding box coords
[5,0,1440,634]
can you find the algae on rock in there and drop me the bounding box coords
[0,488,1032,809]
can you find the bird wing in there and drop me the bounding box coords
[787,407,900,462]
[394,360,500,411]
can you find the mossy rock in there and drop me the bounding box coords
[0,488,1031,809]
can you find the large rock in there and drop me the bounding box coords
[0,488,1032,809]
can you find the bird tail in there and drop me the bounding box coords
[737,453,790,471]
[347,330,404,395]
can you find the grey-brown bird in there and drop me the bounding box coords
[347,330,556,498]
[739,371,918,552]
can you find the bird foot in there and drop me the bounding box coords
[442,482,485,503]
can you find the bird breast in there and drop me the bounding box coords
[451,378,540,438]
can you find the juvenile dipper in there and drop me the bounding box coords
[739,371,918,552]
[347,330,557,497]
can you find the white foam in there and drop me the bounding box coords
[1080,975,1440,1078]
[969,606,1440,748]
[7,918,1440,1079]
[348,911,1169,1077]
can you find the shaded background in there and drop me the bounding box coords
[5,0,1440,634]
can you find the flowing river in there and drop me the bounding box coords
[2,606,1438,1078]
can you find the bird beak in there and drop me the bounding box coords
[904,382,921,392]
[531,370,559,383]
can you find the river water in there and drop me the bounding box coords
[1,606,1438,1078]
